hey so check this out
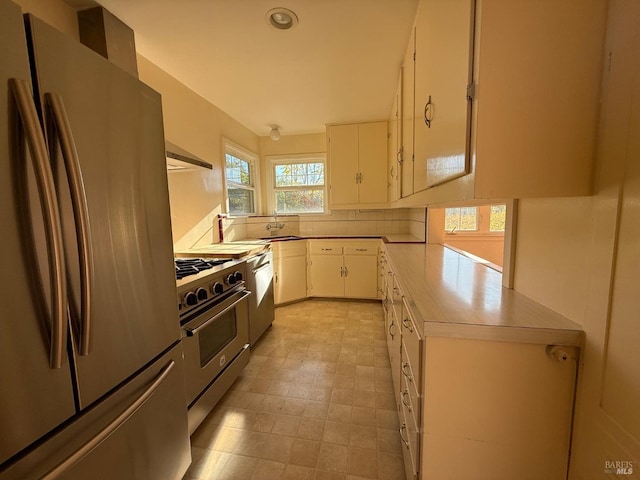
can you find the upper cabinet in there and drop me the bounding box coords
[413,0,473,192]
[397,0,607,205]
[328,121,388,208]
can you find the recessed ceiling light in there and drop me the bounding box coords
[266,8,298,30]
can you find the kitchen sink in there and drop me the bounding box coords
[260,235,302,242]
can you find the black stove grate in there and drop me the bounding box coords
[175,258,232,280]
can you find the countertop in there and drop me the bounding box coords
[248,234,424,244]
[384,243,583,346]
[174,243,268,259]
[174,234,424,259]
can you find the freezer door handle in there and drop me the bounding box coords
[45,92,93,356]
[41,359,177,480]
[10,78,67,369]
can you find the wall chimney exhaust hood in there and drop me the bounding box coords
[166,141,212,172]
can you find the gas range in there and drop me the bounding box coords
[174,256,251,434]
[175,257,247,320]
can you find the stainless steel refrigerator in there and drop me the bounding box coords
[0,1,191,478]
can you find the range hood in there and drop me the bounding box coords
[166,141,212,172]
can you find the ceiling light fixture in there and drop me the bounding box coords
[266,8,298,30]
[270,126,281,141]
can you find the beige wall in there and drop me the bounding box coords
[137,56,259,249]
[513,197,595,323]
[512,1,640,475]
[13,0,78,39]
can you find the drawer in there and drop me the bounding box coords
[400,300,422,383]
[309,241,343,255]
[392,276,403,302]
[344,245,378,255]
[400,394,420,479]
[400,338,422,400]
[400,361,420,428]
[272,239,306,258]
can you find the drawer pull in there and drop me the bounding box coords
[355,248,368,252]
[402,317,413,333]
[401,390,412,411]
[401,362,413,382]
[388,320,397,339]
[399,423,410,447]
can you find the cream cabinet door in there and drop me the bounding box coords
[413,0,473,192]
[308,254,344,297]
[274,255,307,305]
[344,254,378,299]
[358,122,388,204]
[328,123,359,205]
[388,78,402,203]
[401,28,415,198]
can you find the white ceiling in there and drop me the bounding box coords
[64,0,419,137]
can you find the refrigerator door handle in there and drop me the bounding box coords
[45,92,93,356]
[41,359,177,480]
[10,78,68,370]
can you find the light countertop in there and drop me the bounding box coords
[384,243,583,346]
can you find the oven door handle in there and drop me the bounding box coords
[185,290,252,337]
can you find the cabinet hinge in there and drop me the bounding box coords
[413,51,416,62]
[466,83,476,101]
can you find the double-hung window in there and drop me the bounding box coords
[224,141,258,215]
[268,155,327,214]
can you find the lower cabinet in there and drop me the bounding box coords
[273,240,307,305]
[308,240,379,299]
[308,251,344,297]
[421,337,577,480]
[382,245,578,480]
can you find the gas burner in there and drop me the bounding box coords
[175,258,232,280]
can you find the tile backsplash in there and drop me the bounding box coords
[218,208,426,242]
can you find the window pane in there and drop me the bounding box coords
[275,162,324,187]
[490,205,506,232]
[225,154,251,186]
[444,208,460,232]
[228,188,254,215]
[445,207,478,231]
[275,189,324,214]
[459,207,478,231]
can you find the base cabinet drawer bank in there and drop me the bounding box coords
[382,244,581,480]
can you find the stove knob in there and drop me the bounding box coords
[234,271,244,282]
[196,287,208,301]
[226,274,237,285]
[184,292,197,307]
[211,282,224,295]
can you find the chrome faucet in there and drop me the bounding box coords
[266,210,284,233]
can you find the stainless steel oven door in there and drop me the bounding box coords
[180,288,250,405]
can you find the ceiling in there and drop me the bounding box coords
[63,0,419,137]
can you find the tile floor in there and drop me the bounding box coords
[183,298,406,480]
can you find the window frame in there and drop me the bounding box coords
[265,153,328,215]
[222,139,260,216]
